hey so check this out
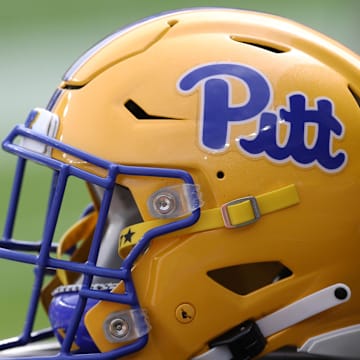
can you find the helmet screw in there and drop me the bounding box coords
[153,192,176,215]
[175,303,196,324]
[108,318,129,339]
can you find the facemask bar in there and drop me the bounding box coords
[0,117,201,359]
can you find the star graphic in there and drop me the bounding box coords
[122,228,135,244]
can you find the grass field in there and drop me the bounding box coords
[0,0,359,343]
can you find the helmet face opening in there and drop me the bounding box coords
[1,7,360,360]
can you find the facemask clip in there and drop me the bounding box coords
[20,108,59,155]
[148,184,203,219]
[103,308,151,343]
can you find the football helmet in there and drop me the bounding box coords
[1,7,360,360]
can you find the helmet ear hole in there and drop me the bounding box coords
[207,262,292,295]
[216,171,225,179]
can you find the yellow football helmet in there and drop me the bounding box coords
[1,7,360,360]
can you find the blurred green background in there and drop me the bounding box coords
[0,0,359,342]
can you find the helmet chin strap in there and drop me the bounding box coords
[192,283,351,360]
[119,184,300,258]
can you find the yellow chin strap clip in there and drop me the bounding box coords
[118,184,300,259]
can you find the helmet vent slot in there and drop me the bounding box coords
[207,261,292,295]
[167,19,178,27]
[348,85,360,108]
[230,35,288,54]
[124,99,180,120]
[61,84,85,90]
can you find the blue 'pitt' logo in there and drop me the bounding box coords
[178,63,347,173]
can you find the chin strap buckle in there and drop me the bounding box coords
[192,320,267,360]
[209,320,267,360]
